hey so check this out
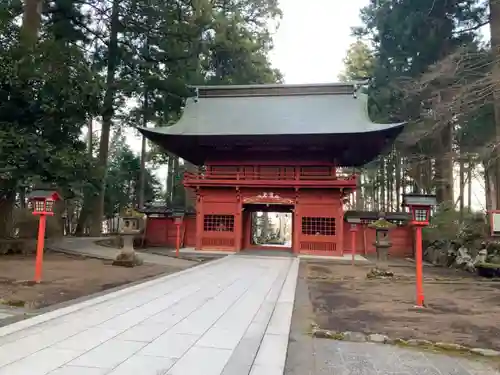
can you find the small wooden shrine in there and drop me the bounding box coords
[139,83,408,256]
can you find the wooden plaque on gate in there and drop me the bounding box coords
[243,192,294,205]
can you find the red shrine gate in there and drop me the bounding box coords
[183,165,356,255]
[139,83,408,256]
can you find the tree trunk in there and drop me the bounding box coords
[423,158,433,194]
[459,154,465,221]
[379,158,385,211]
[88,0,121,236]
[74,118,94,235]
[20,0,43,45]
[87,117,93,154]
[138,91,149,208]
[355,169,363,210]
[75,118,94,236]
[401,157,408,195]
[467,157,472,212]
[485,160,495,211]
[138,35,150,209]
[19,187,26,209]
[0,189,15,238]
[166,155,174,204]
[415,159,423,193]
[387,152,394,211]
[434,124,454,206]
[490,0,500,209]
[372,167,378,210]
[184,162,197,209]
[172,156,180,203]
[395,152,401,209]
[261,212,270,241]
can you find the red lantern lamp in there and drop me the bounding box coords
[402,194,437,227]
[29,191,60,216]
[402,193,437,308]
[27,189,62,283]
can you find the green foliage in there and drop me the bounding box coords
[344,0,490,211]
[423,208,487,246]
[0,30,101,197]
[368,218,396,229]
[338,40,374,82]
[355,0,485,124]
[0,0,282,236]
[104,131,161,218]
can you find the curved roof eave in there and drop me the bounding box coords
[137,91,405,139]
[137,121,406,141]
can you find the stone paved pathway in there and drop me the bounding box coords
[0,307,32,326]
[50,237,196,268]
[0,255,298,375]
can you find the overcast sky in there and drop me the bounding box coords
[268,0,367,83]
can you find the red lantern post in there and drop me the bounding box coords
[349,223,359,266]
[27,190,61,283]
[402,193,437,308]
[345,216,361,265]
[173,213,184,258]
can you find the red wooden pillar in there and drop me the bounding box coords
[362,224,367,255]
[415,226,424,306]
[164,217,169,247]
[35,214,47,283]
[195,193,203,250]
[293,196,300,254]
[349,223,358,265]
[242,210,250,249]
[175,220,181,257]
[338,192,344,256]
[234,194,243,252]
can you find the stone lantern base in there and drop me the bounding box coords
[112,235,143,267]
[374,242,392,264]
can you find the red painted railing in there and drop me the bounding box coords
[183,168,357,187]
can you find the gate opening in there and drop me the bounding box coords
[242,203,294,250]
[251,212,292,248]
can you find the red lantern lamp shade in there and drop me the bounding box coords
[172,210,185,225]
[402,194,437,226]
[27,190,62,216]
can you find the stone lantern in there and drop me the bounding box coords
[368,212,396,266]
[113,212,143,267]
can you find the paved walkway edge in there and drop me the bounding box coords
[220,259,293,375]
[48,245,118,261]
[0,255,231,338]
[251,258,300,374]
